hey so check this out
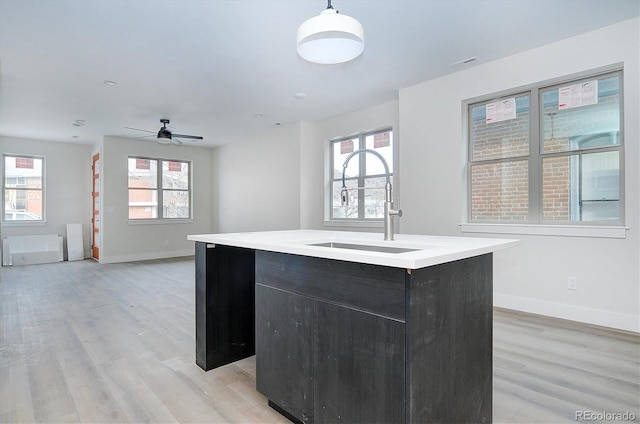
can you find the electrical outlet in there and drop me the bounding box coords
[568,277,577,290]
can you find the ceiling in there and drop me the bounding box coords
[1,0,638,148]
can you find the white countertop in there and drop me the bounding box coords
[187,230,519,269]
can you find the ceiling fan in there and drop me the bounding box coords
[126,119,203,145]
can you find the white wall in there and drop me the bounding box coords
[398,18,639,332]
[0,136,92,259]
[99,136,212,263]
[299,120,323,229]
[213,122,301,232]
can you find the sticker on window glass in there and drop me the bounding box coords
[373,132,390,148]
[136,159,150,169]
[16,157,34,169]
[485,98,516,123]
[340,140,354,154]
[168,161,182,172]
[558,80,598,110]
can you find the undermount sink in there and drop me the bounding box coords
[308,242,422,254]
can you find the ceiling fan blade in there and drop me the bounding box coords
[134,135,157,139]
[172,133,203,140]
[125,126,156,134]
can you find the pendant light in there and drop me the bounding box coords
[296,0,364,65]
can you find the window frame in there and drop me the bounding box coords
[538,75,623,225]
[127,156,192,221]
[2,154,46,225]
[463,65,625,237]
[468,92,533,224]
[328,128,395,223]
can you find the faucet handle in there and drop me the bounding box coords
[341,186,349,205]
[391,196,402,217]
[389,208,402,217]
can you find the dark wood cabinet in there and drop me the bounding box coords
[254,250,493,424]
[195,243,493,423]
[195,243,255,371]
[256,282,405,424]
[314,301,405,424]
[406,254,493,423]
[254,250,407,423]
[255,284,314,423]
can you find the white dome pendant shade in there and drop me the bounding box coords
[297,2,364,65]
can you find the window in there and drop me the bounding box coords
[467,69,623,226]
[128,157,191,220]
[2,155,44,222]
[329,129,394,221]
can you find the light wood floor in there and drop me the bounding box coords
[1,258,638,423]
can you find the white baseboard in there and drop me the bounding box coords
[99,249,194,264]
[494,293,639,333]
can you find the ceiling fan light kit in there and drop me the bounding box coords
[157,118,175,143]
[126,119,203,145]
[297,0,364,65]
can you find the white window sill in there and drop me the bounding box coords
[128,219,193,225]
[1,221,47,227]
[460,223,627,239]
[324,220,383,229]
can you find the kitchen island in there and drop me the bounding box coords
[187,230,518,424]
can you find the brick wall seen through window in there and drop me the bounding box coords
[468,70,623,225]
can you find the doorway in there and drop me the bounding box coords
[92,153,100,260]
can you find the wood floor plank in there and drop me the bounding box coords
[96,357,179,423]
[0,258,637,423]
[0,360,35,423]
[27,354,79,423]
[58,345,130,423]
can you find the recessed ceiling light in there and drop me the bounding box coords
[103,80,118,86]
[255,113,265,118]
[72,120,86,127]
[293,92,307,99]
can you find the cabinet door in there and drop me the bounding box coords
[195,243,255,371]
[255,284,314,423]
[314,301,405,424]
